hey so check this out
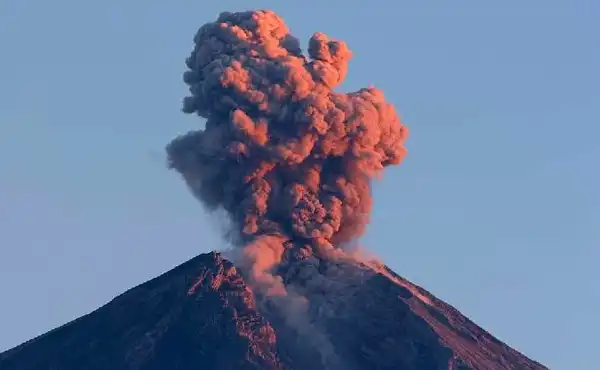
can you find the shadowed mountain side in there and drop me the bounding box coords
[0,253,288,370]
[0,252,546,370]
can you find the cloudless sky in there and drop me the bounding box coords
[1,1,598,369]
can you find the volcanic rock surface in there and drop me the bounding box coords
[0,252,547,370]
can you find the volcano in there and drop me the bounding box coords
[0,252,546,370]
[1,9,549,370]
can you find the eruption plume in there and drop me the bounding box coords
[167,10,407,298]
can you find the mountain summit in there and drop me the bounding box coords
[0,252,547,370]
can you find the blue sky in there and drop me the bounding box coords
[0,1,598,369]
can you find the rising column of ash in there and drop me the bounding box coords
[167,9,407,300]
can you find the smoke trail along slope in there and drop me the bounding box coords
[166,10,408,293]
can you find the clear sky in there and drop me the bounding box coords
[0,1,598,369]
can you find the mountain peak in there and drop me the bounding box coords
[0,252,547,370]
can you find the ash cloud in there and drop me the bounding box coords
[168,9,407,275]
[166,9,407,368]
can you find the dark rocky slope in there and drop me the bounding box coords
[0,252,547,370]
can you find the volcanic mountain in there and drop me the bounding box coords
[1,9,549,370]
[0,251,547,370]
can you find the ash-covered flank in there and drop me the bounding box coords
[0,252,547,370]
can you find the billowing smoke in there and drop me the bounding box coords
[167,9,407,290]
[167,11,406,365]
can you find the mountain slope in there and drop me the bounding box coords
[0,252,547,370]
